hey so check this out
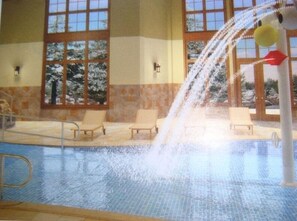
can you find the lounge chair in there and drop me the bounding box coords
[184,107,206,134]
[72,110,106,140]
[229,107,253,134]
[130,109,158,139]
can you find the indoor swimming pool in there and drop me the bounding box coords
[1,140,297,221]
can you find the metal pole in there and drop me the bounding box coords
[277,27,297,186]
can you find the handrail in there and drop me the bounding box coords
[0,153,33,199]
[0,113,80,148]
[0,91,13,112]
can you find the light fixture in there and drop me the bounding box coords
[14,66,20,76]
[153,62,161,73]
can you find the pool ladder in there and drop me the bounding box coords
[271,131,280,148]
[0,153,33,200]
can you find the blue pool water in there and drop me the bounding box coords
[1,141,297,221]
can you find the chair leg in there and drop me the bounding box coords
[74,130,76,138]
[131,129,134,139]
[103,127,106,135]
[156,127,158,133]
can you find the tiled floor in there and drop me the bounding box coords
[1,117,297,220]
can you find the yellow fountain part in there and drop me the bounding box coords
[254,24,279,47]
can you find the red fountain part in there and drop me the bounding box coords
[264,50,287,65]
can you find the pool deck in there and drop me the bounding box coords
[1,118,297,220]
[0,201,163,221]
[1,118,297,147]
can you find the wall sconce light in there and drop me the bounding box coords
[14,66,20,76]
[153,62,161,73]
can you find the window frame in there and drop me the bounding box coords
[41,0,110,109]
[184,0,226,33]
[182,0,230,106]
[288,33,297,107]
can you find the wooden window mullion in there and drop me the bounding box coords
[62,41,68,105]
[84,40,89,105]
[65,0,70,33]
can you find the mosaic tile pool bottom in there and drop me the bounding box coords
[1,141,297,221]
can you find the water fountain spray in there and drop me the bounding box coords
[106,1,297,185]
[149,0,297,185]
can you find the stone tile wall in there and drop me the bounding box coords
[140,83,180,118]
[108,85,141,122]
[0,84,181,122]
[0,86,41,119]
[3,85,294,123]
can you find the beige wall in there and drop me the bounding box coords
[0,42,43,87]
[137,0,185,84]
[171,40,185,84]
[110,36,185,85]
[0,0,44,88]
[0,0,44,44]
[171,0,183,40]
[110,0,184,85]
[139,0,170,40]
[170,0,185,83]
[110,37,141,85]
[110,0,181,40]
[139,37,169,84]
[110,0,140,37]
